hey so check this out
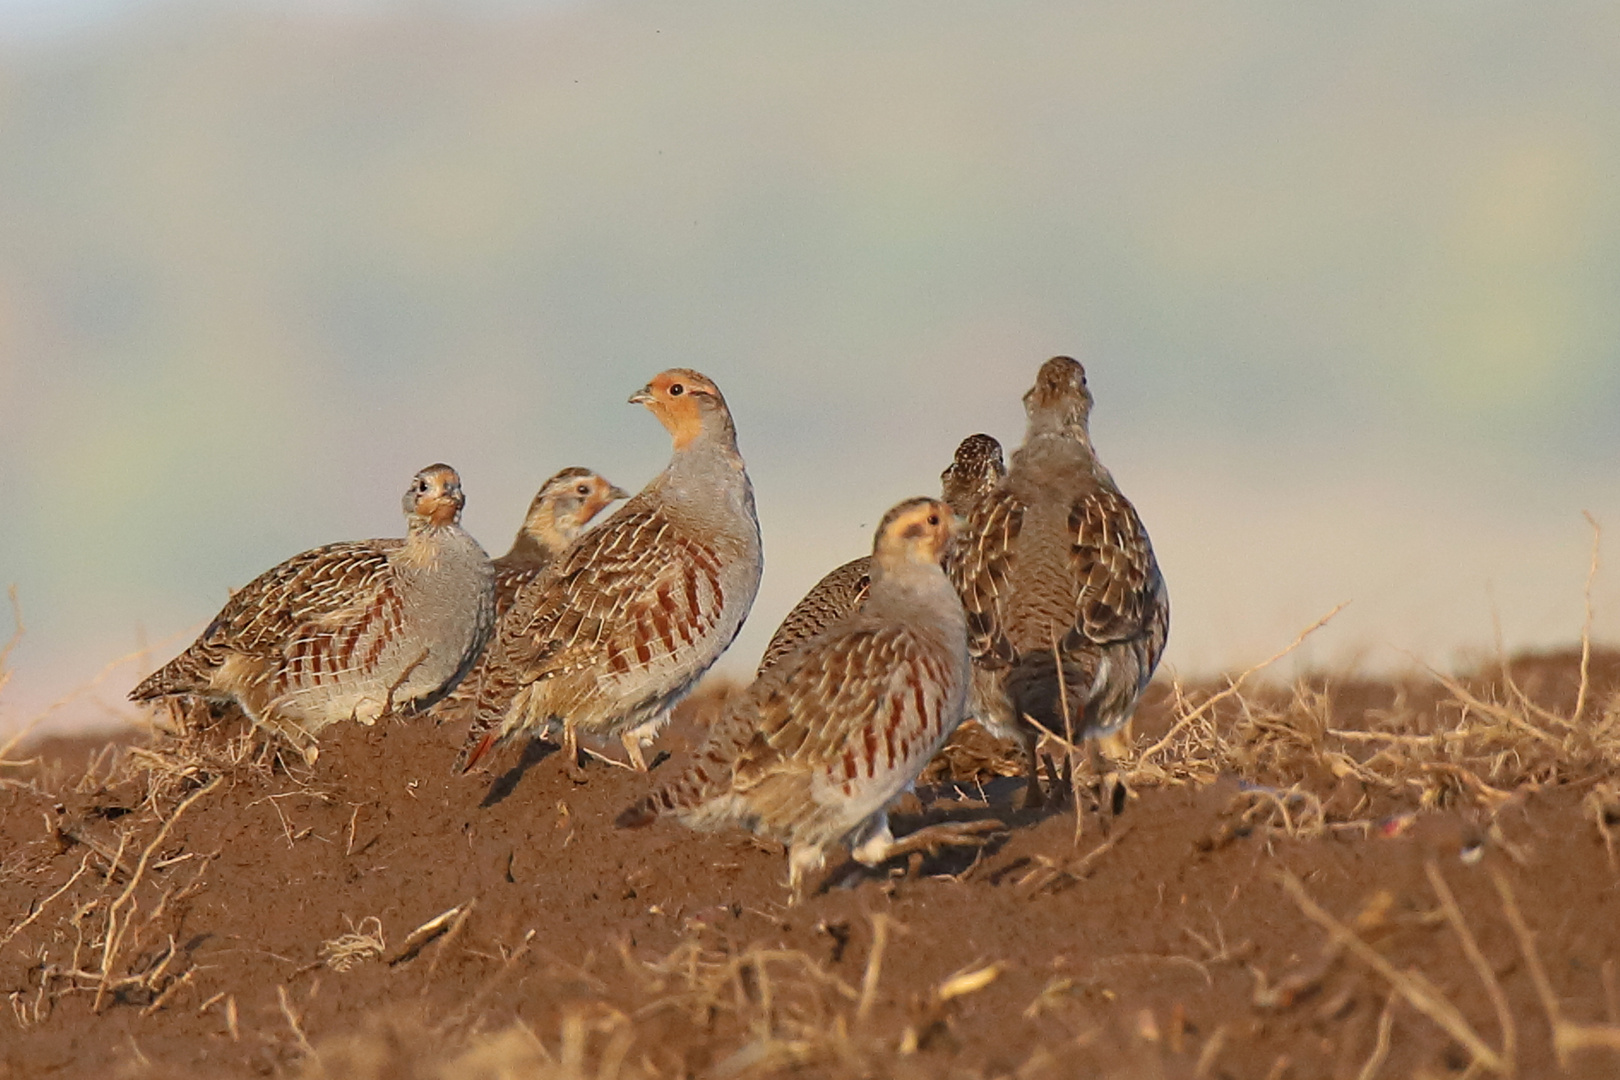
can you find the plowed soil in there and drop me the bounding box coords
[3,650,1620,1079]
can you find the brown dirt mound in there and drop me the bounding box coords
[3,648,1620,1079]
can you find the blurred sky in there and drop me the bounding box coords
[2,0,1618,736]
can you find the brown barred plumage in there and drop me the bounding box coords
[432,468,626,725]
[947,357,1169,806]
[130,464,496,757]
[620,498,992,899]
[457,370,762,776]
[755,433,1004,676]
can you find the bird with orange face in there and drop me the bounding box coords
[130,464,495,759]
[457,370,762,778]
[618,497,1000,898]
[433,466,627,726]
[755,433,1005,676]
[488,468,629,619]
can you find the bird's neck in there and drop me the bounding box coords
[501,528,554,566]
[867,558,966,633]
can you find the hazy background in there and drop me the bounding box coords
[2,0,1618,736]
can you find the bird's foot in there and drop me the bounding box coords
[878,819,1006,864]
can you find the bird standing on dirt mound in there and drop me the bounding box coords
[458,369,763,777]
[130,464,496,761]
[947,357,1169,807]
[755,433,1005,676]
[432,467,628,724]
[618,498,1000,898]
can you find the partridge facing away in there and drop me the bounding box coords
[130,464,496,758]
[458,369,763,776]
[433,467,627,725]
[619,498,999,898]
[947,357,1169,806]
[755,433,1005,676]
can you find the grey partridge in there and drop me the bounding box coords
[434,467,627,725]
[130,464,496,759]
[755,433,1004,676]
[947,357,1169,806]
[619,498,997,898]
[458,369,763,777]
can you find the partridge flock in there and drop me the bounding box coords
[132,358,1167,894]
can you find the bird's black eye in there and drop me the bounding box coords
[576,484,591,496]
[668,383,684,396]
[927,514,940,525]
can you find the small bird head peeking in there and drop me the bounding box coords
[404,464,466,528]
[1023,356,1094,438]
[629,368,734,450]
[872,497,957,575]
[521,468,629,551]
[940,433,1006,508]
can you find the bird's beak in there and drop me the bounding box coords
[628,386,655,406]
[607,485,631,501]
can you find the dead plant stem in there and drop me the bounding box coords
[1140,604,1346,764]
[1280,871,1505,1074]
[1426,861,1516,1073]
[94,776,222,1012]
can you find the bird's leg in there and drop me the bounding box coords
[621,729,649,772]
[1021,727,1046,810]
[1089,736,1127,822]
[562,723,586,783]
[854,810,1005,870]
[786,843,826,904]
[849,813,896,867]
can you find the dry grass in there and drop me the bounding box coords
[3,526,1618,1078]
[290,910,1028,1080]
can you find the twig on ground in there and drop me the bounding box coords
[1574,513,1601,724]
[1355,992,1399,1080]
[856,914,894,1025]
[1280,870,1504,1074]
[1426,861,1515,1069]
[387,900,475,968]
[0,854,92,950]
[94,776,222,1012]
[1491,867,1620,1063]
[277,984,316,1058]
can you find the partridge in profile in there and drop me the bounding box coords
[491,468,628,618]
[619,498,999,898]
[756,434,1005,675]
[130,464,496,758]
[458,369,762,776]
[433,467,627,724]
[948,357,1169,805]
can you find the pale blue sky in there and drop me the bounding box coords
[2,1,1617,734]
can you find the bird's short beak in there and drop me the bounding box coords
[628,386,655,406]
[607,485,631,501]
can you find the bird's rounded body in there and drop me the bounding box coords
[621,497,971,894]
[756,433,1004,678]
[131,465,495,750]
[949,358,1168,789]
[459,369,762,773]
[755,556,871,676]
[435,468,627,725]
